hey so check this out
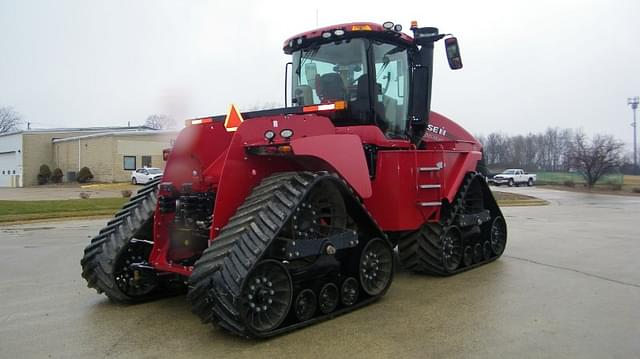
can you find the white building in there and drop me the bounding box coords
[0,126,175,187]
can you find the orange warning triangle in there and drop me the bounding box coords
[224,104,244,132]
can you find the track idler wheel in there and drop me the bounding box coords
[360,238,393,296]
[294,289,317,322]
[241,260,293,334]
[490,216,507,256]
[114,241,158,297]
[441,227,463,272]
[340,277,359,306]
[318,283,339,314]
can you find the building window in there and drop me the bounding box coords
[1,171,4,175]
[123,156,136,170]
[12,170,16,174]
[141,156,152,168]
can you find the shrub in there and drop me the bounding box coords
[121,189,133,198]
[633,187,640,194]
[563,180,575,187]
[609,183,622,191]
[51,168,63,183]
[79,192,91,199]
[77,167,94,183]
[37,164,51,185]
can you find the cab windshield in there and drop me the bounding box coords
[291,38,410,139]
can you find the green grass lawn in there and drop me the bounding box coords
[0,191,546,224]
[0,198,129,223]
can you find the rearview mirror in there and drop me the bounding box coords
[444,37,463,70]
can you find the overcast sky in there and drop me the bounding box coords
[1,0,639,148]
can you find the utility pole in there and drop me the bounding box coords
[628,96,639,172]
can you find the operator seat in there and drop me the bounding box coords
[349,74,387,130]
[317,73,347,102]
[294,85,313,106]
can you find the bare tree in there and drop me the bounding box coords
[144,114,176,130]
[569,132,624,188]
[0,107,22,133]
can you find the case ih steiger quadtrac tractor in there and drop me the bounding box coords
[81,21,507,338]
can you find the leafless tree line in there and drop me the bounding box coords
[476,128,576,172]
[477,127,628,187]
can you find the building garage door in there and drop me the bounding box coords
[0,152,19,187]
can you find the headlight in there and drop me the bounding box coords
[280,129,294,139]
[264,130,276,141]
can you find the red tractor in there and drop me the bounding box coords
[81,21,506,338]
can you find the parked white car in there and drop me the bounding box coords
[131,167,163,185]
[491,169,536,187]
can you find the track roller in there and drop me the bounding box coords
[318,283,339,314]
[294,289,317,321]
[341,277,359,306]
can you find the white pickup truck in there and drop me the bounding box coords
[491,169,536,187]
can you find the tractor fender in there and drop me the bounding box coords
[290,134,372,198]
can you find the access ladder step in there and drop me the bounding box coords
[418,201,441,207]
[418,184,441,189]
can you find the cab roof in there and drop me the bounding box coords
[283,22,415,54]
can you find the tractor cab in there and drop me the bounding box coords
[284,21,462,144]
[290,37,410,139]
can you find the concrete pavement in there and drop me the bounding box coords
[0,187,639,358]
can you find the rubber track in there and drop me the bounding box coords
[398,173,503,275]
[187,171,387,337]
[80,179,160,302]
